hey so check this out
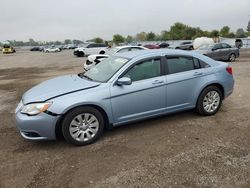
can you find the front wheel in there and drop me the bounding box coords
[196,86,222,116]
[62,107,104,146]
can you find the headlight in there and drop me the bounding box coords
[21,102,52,115]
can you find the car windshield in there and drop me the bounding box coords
[106,47,119,55]
[197,44,213,50]
[82,56,129,82]
[3,45,10,48]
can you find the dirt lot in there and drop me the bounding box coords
[0,49,249,188]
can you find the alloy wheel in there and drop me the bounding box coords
[203,91,221,113]
[69,113,99,142]
[229,54,236,62]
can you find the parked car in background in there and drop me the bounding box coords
[159,42,170,48]
[169,41,193,50]
[15,49,234,146]
[2,44,16,54]
[63,44,77,49]
[63,45,69,49]
[55,45,63,51]
[44,46,61,53]
[30,47,43,51]
[84,46,147,71]
[143,44,160,49]
[68,44,78,49]
[195,43,240,62]
[74,43,108,57]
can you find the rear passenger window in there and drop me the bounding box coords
[167,56,194,74]
[193,58,210,69]
[199,59,210,68]
[87,44,95,48]
[193,58,200,69]
[98,44,106,47]
[222,43,231,48]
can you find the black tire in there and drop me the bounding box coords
[189,46,194,50]
[62,106,104,146]
[196,86,222,116]
[78,51,85,57]
[99,51,105,54]
[228,53,236,62]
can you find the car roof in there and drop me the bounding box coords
[115,45,144,49]
[114,49,218,66]
[114,49,196,59]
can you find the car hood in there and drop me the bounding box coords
[22,75,100,104]
[88,54,109,61]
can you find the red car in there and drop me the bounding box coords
[143,44,160,49]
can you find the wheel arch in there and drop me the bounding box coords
[196,82,225,106]
[99,50,105,54]
[55,104,111,139]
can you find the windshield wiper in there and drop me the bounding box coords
[78,73,93,81]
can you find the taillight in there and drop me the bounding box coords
[226,66,233,75]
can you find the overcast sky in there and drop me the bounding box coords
[1,0,249,41]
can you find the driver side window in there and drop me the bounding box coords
[124,58,161,82]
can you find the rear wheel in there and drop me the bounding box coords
[62,107,104,146]
[78,51,85,57]
[196,86,222,116]
[229,53,236,62]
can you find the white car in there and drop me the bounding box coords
[44,47,61,53]
[84,46,147,71]
[74,43,108,57]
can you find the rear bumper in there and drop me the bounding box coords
[224,77,235,99]
[15,112,60,140]
[3,50,14,53]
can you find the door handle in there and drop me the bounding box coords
[193,72,203,76]
[152,80,164,85]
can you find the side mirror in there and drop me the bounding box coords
[117,77,132,86]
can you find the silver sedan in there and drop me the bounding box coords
[195,43,239,62]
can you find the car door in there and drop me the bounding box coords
[90,44,100,54]
[164,56,206,112]
[221,43,232,60]
[110,57,166,124]
[85,44,99,54]
[210,44,223,60]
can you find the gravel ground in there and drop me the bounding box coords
[0,49,249,188]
